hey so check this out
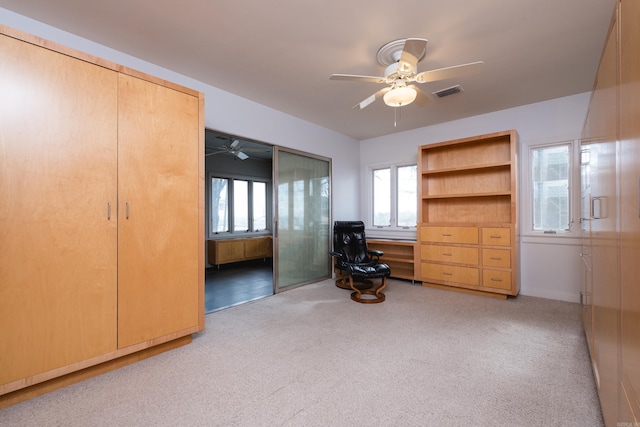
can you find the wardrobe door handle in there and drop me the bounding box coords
[126,202,130,219]
[107,202,111,220]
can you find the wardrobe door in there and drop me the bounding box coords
[0,34,118,386]
[117,74,200,348]
[588,15,620,426]
[619,0,640,420]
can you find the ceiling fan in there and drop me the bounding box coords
[330,38,484,109]
[206,138,268,160]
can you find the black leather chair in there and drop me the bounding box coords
[330,221,390,303]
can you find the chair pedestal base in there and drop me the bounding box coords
[349,276,387,304]
[335,273,372,290]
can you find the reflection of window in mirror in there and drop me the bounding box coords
[532,143,570,231]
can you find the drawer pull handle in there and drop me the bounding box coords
[491,278,502,282]
[490,235,502,239]
[442,233,452,237]
[490,257,502,261]
[443,272,453,276]
[442,253,452,256]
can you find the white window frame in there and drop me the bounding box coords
[366,161,417,239]
[208,172,271,237]
[521,138,581,239]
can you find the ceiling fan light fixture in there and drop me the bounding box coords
[383,85,417,107]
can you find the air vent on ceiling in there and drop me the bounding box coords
[433,85,463,98]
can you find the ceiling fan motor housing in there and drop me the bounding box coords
[384,62,416,83]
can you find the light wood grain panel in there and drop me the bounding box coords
[481,227,511,246]
[482,248,511,268]
[421,262,479,286]
[587,12,620,426]
[421,136,511,171]
[423,196,511,223]
[219,240,245,263]
[620,0,640,418]
[207,237,272,265]
[117,74,200,349]
[482,269,512,291]
[420,226,478,244]
[421,244,478,265]
[245,236,272,258]
[425,167,511,196]
[0,34,118,385]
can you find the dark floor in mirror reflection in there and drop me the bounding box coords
[205,259,273,313]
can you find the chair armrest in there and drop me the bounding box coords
[368,249,383,262]
[368,249,384,258]
[329,251,344,260]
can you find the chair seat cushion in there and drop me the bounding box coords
[349,263,391,279]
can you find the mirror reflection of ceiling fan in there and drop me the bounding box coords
[330,38,484,109]
[206,138,265,160]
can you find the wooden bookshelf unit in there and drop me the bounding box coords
[367,239,417,282]
[417,130,519,298]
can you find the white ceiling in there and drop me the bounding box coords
[0,0,616,140]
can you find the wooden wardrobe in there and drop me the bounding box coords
[581,1,640,424]
[0,25,204,406]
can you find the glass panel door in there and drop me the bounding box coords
[274,148,331,291]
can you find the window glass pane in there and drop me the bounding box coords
[253,181,267,231]
[373,168,391,226]
[233,179,249,231]
[397,165,417,227]
[532,145,570,231]
[211,177,228,233]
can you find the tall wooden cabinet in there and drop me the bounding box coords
[581,11,620,425]
[618,0,640,422]
[417,130,518,298]
[0,25,204,403]
[581,1,640,425]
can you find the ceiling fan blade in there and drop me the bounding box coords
[409,85,431,107]
[205,150,225,157]
[397,38,428,74]
[353,87,391,109]
[415,61,485,83]
[330,74,385,84]
[240,147,271,153]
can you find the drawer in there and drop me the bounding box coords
[421,244,478,265]
[482,248,511,268]
[421,262,479,286]
[482,269,512,290]
[481,227,511,246]
[420,226,478,244]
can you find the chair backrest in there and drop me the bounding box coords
[333,221,370,264]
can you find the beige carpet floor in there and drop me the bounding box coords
[0,279,604,426]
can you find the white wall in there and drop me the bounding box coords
[0,8,361,222]
[360,94,591,303]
